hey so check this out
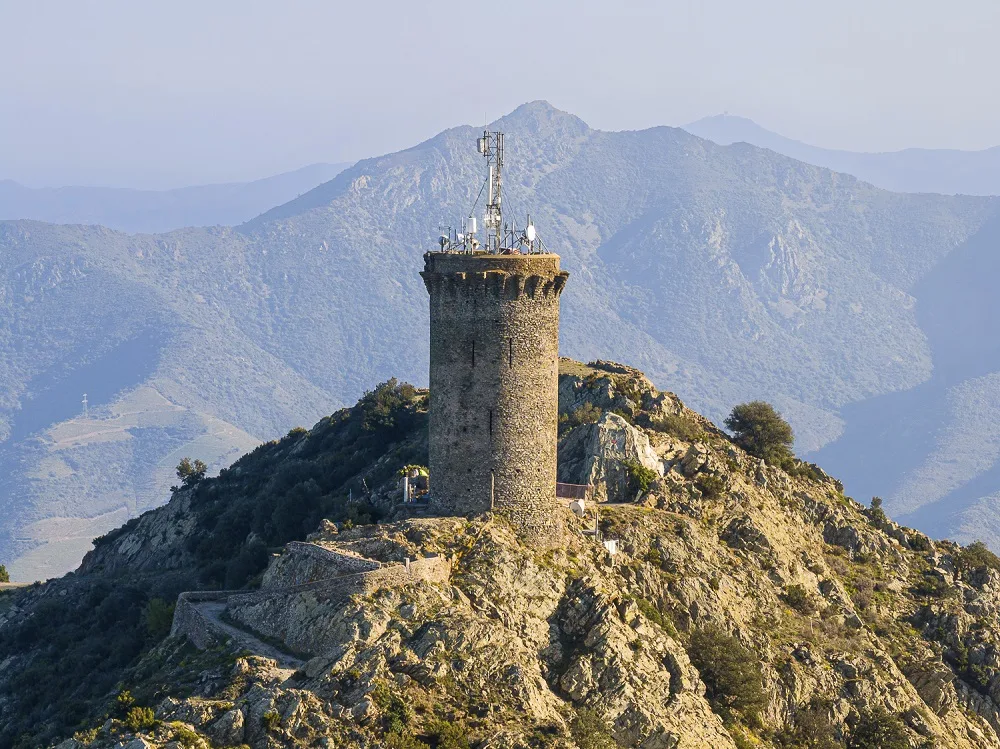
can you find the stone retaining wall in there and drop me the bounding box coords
[170,555,452,657]
[169,590,234,649]
[226,555,452,656]
[262,541,382,589]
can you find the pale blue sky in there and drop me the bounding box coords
[2,0,997,188]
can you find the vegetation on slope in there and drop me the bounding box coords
[0,379,426,748]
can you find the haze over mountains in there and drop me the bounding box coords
[3,100,1000,580]
[0,162,351,233]
[685,114,1000,195]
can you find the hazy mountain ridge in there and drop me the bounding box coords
[685,114,1000,196]
[3,101,1000,580]
[0,162,351,233]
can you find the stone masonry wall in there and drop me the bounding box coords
[421,252,569,542]
[224,555,452,656]
[261,541,381,589]
[170,591,232,649]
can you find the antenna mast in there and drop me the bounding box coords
[478,131,504,252]
[82,393,88,419]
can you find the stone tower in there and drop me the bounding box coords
[421,251,569,539]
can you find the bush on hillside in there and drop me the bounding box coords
[175,457,207,489]
[570,708,619,749]
[653,413,704,442]
[622,459,658,497]
[955,541,1000,576]
[774,699,840,748]
[847,707,909,749]
[724,401,794,466]
[867,496,889,528]
[687,625,767,724]
[783,585,817,615]
[0,564,9,583]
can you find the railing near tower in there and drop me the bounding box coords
[556,482,592,501]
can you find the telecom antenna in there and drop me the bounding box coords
[477,131,504,252]
[82,393,88,419]
[433,130,543,255]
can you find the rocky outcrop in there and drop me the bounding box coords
[22,360,1000,749]
[559,413,663,502]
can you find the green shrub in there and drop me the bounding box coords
[143,598,175,641]
[785,461,824,482]
[0,565,9,583]
[168,721,204,749]
[847,707,909,749]
[783,585,817,615]
[654,413,703,442]
[262,710,281,732]
[359,378,417,432]
[911,571,950,598]
[571,402,603,426]
[124,706,157,732]
[570,708,618,749]
[696,474,726,500]
[724,401,794,466]
[687,626,767,724]
[622,459,658,497]
[386,732,431,749]
[371,682,412,733]
[774,700,839,748]
[176,457,208,489]
[115,689,136,715]
[955,541,1000,576]
[427,719,471,749]
[867,496,889,528]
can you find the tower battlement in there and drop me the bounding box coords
[421,252,568,300]
[422,250,569,541]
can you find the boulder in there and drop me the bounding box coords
[558,413,664,503]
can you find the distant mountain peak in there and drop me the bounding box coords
[494,99,590,136]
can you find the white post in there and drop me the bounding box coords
[403,476,410,503]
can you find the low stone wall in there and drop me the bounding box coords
[226,555,452,656]
[262,541,382,589]
[170,590,234,649]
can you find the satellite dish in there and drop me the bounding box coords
[525,224,536,242]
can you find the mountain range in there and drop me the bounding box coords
[3,101,1000,581]
[0,162,351,233]
[684,114,1000,195]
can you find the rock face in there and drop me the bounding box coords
[559,412,663,503]
[14,359,1000,749]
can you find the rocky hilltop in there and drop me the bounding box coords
[6,361,1000,748]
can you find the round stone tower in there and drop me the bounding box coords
[421,251,569,539]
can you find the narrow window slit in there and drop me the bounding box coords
[488,409,493,436]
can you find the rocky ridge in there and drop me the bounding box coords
[9,361,1000,748]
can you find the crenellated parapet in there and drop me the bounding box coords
[421,268,569,300]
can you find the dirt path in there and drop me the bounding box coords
[194,600,304,671]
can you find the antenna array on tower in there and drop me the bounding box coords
[435,130,543,255]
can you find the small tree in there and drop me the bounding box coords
[175,457,207,488]
[0,565,9,583]
[847,707,909,749]
[724,401,794,466]
[868,496,888,528]
[570,708,618,749]
[687,625,767,724]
